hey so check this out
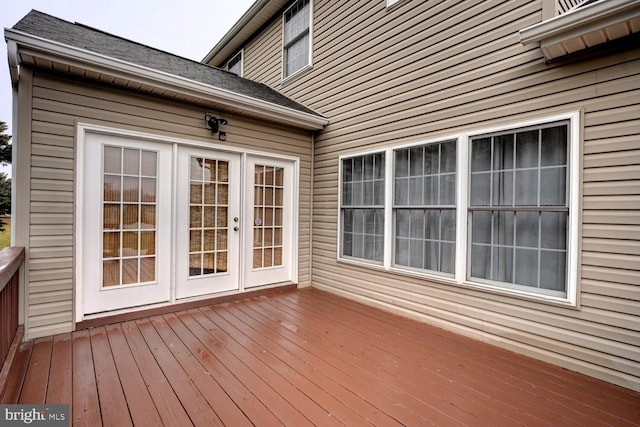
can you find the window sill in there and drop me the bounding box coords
[282,64,313,86]
[336,257,578,309]
[386,0,409,11]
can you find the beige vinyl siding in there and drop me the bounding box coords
[243,14,283,87]
[238,0,640,390]
[23,71,312,340]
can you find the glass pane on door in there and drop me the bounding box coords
[189,157,229,276]
[102,146,157,287]
[253,165,284,269]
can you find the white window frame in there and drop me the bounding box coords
[338,151,386,264]
[226,50,243,77]
[282,0,313,81]
[337,112,580,306]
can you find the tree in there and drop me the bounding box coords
[0,121,11,165]
[0,121,11,232]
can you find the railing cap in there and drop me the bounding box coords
[0,247,25,293]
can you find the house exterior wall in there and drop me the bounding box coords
[16,69,313,340]
[227,0,640,390]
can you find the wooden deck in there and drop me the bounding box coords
[2,288,639,426]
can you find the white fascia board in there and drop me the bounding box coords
[202,0,289,65]
[5,28,328,130]
[519,0,640,45]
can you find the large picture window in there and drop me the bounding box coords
[469,123,569,295]
[283,0,312,79]
[338,114,577,304]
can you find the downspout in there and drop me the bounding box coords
[7,41,19,246]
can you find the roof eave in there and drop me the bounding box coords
[5,27,328,131]
[519,0,640,61]
[202,0,289,66]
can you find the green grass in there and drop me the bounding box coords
[0,219,10,249]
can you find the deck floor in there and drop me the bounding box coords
[2,288,639,426]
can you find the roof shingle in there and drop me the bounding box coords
[12,10,320,117]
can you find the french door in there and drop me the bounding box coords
[244,156,295,287]
[80,132,296,317]
[81,134,173,315]
[175,147,241,298]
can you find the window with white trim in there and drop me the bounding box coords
[283,0,312,79]
[468,122,569,295]
[338,115,577,303]
[227,51,243,77]
[340,153,385,263]
[394,141,457,274]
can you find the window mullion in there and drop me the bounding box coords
[456,135,469,284]
[384,147,394,269]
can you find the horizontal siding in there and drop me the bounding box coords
[23,72,312,339]
[238,0,640,390]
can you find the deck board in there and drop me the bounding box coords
[189,308,315,426]
[0,340,32,404]
[214,305,377,426]
[72,330,102,426]
[4,288,640,426]
[119,321,193,427]
[89,327,133,427]
[135,317,223,426]
[46,334,72,407]
[18,337,52,404]
[104,324,163,427]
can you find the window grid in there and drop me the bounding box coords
[253,165,285,269]
[283,0,311,78]
[188,157,229,277]
[393,141,456,274]
[341,153,385,262]
[469,123,569,292]
[102,146,158,287]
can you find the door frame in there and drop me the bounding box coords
[75,123,300,322]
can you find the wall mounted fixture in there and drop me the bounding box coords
[204,113,228,140]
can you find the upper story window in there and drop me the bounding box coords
[338,113,579,306]
[283,0,312,79]
[227,51,243,77]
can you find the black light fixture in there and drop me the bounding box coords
[204,113,228,140]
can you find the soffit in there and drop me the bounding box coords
[520,0,640,60]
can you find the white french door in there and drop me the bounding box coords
[79,131,297,318]
[81,134,172,315]
[244,156,295,287]
[175,147,241,298]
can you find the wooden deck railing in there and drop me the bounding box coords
[0,247,24,366]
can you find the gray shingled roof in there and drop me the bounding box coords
[12,10,320,117]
